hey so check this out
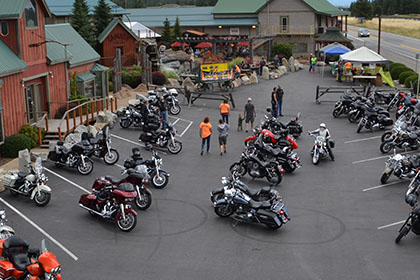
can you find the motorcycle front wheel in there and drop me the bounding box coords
[116,212,137,232]
[103,149,119,165]
[312,151,320,165]
[332,107,342,118]
[380,141,393,154]
[229,162,247,177]
[77,159,94,175]
[266,167,282,185]
[214,204,234,217]
[356,122,364,133]
[381,131,392,142]
[33,191,51,207]
[152,173,169,189]
[136,190,152,210]
[348,112,360,123]
[169,104,181,115]
[167,140,182,154]
[395,225,410,244]
[120,119,132,129]
[380,169,393,184]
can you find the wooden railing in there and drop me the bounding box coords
[57,96,117,141]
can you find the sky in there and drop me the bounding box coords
[329,0,353,7]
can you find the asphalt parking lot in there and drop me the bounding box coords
[1,70,419,279]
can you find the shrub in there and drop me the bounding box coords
[152,71,166,85]
[405,74,419,88]
[161,69,179,80]
[389,63,405,72]
[391,66,411,80]
[121,67,143,88]
[70,72,78,96]
[109,81,114,92]
[228,57,245,69]
[1,134,32,158]
[19,125,45,148]
[273,42,292,59]
[399,71,415,85]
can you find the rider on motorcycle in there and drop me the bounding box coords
[309,123,335,161]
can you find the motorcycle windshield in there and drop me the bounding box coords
[35,157,43,176]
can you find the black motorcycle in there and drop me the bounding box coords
[356,108,393,133]
[348,98,389,123]
[213,187,290,229]
[229,151,283,185]
[261,109,303,138]
[380,153,420,184]
[85,127,119,165]
[333,91,359,118]
[379,127,420,153]
[139,125,182,154]
[395,204,420,244]
[252,142,301,173]
[120,106,143,129]
[48,140,94,175]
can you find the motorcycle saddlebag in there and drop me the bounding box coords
[256,209,282,226]
[140,133,153,142]
[382,117,394,127]
[79,194,97,209]
[329,139,335,148]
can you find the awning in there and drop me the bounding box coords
[184,30,207,36]
[339,47,389,64]
[91,63,109,72]
[77,72,96,82]
[194,42,212,49]
[171,42,189,48]
[324,45,350,55]
[238,42,250,47]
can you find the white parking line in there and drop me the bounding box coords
[0,197,79,261]
[363,181,403,192]
[171,119,180,125]
[345,136,382,144]
[180,121,193,137]
[115,163,124,169]
[45,168,89,193]
[111,133,168,154]
[352,151,417,164]
[377,220,405,230]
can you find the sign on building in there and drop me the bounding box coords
[200,63,233,81]
[230,28,240,36]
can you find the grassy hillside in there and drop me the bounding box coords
[348,17,420,39]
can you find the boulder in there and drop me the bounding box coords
[18,149,31,173]
[261,66,270,80]
[235,78,242,86]
[162,61,181,69]
[250,72,259,84]
[232,80,240,88]
[167,78,180,87]
[134,83,148,93]
[182,77,195,92]
[294,60,303,70]
[114,91,122,99]
[281,58,290,71]
[104,110,117,128]
[269,73,280,79]
[241,75,251,85]
[136,93,147,101]
[288,57,296,72]
[161,50,190,63]
[279,66,288,75]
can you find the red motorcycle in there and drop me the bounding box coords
[0,236,62,279]
[244,129,298,150]
[79,180,138,232]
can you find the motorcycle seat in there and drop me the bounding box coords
[89,139,98,145]
[3,236,30,271]
[407,126,417,132]
[18,172,28,178]
[241,185,270,197]
[409,133,418,139]
[105,176,123,185]
[249,200,272,209]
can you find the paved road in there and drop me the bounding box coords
[348,25,420,70]
[2,71,420,279]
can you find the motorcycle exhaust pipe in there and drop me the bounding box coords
[6,187,26,195]
[78,204,104,217]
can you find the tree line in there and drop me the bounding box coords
[111,0,218,8]
[351,0,420,19]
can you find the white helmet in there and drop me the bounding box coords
[319,123,326,129]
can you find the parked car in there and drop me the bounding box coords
[358,28,370,37]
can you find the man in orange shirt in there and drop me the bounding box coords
[219,100,230,124]
[199,116,212,155]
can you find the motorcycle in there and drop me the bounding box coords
[85,127,119,165]
[120,106,144,128]
[124,147,170,189]
[261,109,303,138]
[0,237,62,280]
[164,88,182,115]
[245,128,298,150]
[348,98,389,123]
[139,124,182,154]
[379,126,420,153]
[253,142,302,173]
[332,91,360,118]
[395,203,420,244]
[0,210,14,240]
[3,157,52,207]
[308,132,334,165]
[48,139,94,175]
[213,187,290,229]
[229,151,283,185]
[356,109,394,133]
[380,153,420,184]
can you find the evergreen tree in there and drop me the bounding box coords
[161,17,173,43]
[173,17,182,39]
[196,0,208,6]
[135,0,145,7]
[71,0,95,46]
[93,0,112,38]
[350,0,374,20]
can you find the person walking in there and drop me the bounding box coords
[310,54,317,74]
[244,98,256,133]
[158,96,169,129]
[271,87,278,118]
[199,116,212,155]
[217,119,229,156]
[219,99,230,124]
[276,85,284,116]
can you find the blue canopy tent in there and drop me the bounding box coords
[322,45,350,77]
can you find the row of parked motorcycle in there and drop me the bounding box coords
[332,88,420,243]
[209,109,304,229]
[0,210,62,279]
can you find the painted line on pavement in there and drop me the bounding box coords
[400,44,420,52]
[348,34,365,42]
[171,118,180,125]
[111,133,168,155]
[377,220,405,230]
[0,197,79,261]
[352,151,417,164]
[115,163,124,169]
[45,168,89,193]
[345,135,381,144]
[180,121,193,137]
[363,181,403,192]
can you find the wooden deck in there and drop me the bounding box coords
[37,112,99,134]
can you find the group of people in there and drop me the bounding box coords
[270,85,285,118]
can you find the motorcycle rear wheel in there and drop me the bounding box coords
[214,204,234,217]
[167,140,182,154]
[380,141,393,154]
[116,212,137,232]
[120,119,131,129]
[136,190,152,210]
[103,149,119,165]
[77,159,94,175]
[169,104,181,115]
[33,191,51,207]
[395,226,410,244]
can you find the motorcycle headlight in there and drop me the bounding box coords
[221,177,229,185]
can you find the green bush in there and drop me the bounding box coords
[109,81,114,92]
[405,74,419,88]
[121,67,142,88]
[1,134,32,158]
[228,57,245,69]
[152,71,166,86]
[162,69,179,80]
[391,66,411,80]
[389,63,405,72]
[273,42,292,59]
[19,125,45,148]
[399,71,415,85]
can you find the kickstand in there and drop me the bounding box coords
[232,220,240,227]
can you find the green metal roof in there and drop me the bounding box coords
[45,24,100,67]
[0,0,51,19]
[97,17,139,43]
[91,63,108,72]
[315,27,352,42]
[127,7,258,27]
[0,40,27,77]
[212,0,268,14]
[45,0,128,16]
[302,0,349,15]
[77,72,95,82]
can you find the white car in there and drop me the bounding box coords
[358,28,370,37]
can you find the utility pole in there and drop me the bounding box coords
[416,54,420,97]
[377,15,381,54]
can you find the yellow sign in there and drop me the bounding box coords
[200,63,228,73]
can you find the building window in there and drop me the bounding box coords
[84,80,95,97]
[24,0,38,29]
[0,22,8,36]
[0,81,4,144]
[116,46,124,56]
[280,16,289,33]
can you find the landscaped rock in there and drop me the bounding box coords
[241,75,251,85]
[96,111,107,123]
[232,80,240,88]
[261,66,270,80]
[134,83,148,93]
[288,57,296,72]
[162,61,181,69]
[161,50,190,63]
[250,72,259,84]
[167,78,180,87]
[294,60,303,70]
[182,77,195,92]
[104,110,117,128]
[281,58,290,71]
[18,149,31,173]
[235,78,242,86]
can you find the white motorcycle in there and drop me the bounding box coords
[308,132,331,165]
[0,210,14,239]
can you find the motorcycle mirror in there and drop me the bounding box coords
[145,144,153,151]
[41,239,48,252]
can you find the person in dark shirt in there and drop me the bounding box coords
[271,87,278,118]
[244,98,256,133]
[276,85,285,117]
[158,96,168,129]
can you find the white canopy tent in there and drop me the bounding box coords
[339,46,389,64]
[124,21,161,39]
